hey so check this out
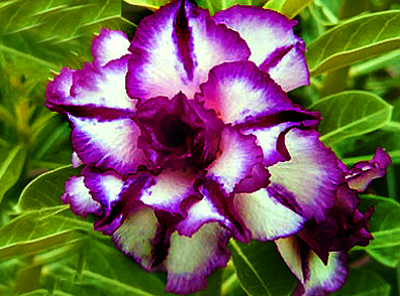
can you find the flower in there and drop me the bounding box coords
[45,1,387,294]
[276,148,391,296]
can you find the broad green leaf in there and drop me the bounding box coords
[0,145,27,204]
[229,240,298,296]
[309,0,341,26]
[124,0,268,15]
[0,0,135,82]
[16,165,79,211]
[359,195,400,268]
[309,91,393,146]
[306,11,400,76]
[332,268,390,296]
[274,0,313,19]
[0,206,92,260]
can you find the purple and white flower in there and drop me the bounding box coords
[45,0,387,294]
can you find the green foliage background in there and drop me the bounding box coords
[0,0,399,295]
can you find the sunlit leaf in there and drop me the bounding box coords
[359,195,400,268]
[265,0,313,19]
[124,0,268,15]
[309,91,393,146]
[332,268,390,296]
[0,145,27,204]
[307,11,400,76]
[16,165,78,211]
[229,240,298,296]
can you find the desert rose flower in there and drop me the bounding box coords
[276,148,391,296]
[46,0,363,294]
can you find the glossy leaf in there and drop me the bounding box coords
[332,268,390,296]
[0,0,134,81]
[307,11,400,76]
[124,0,268,15]
[264,0,313,19]
[229,240,298,296]
[359,195,400,268]
[309,91,393,146]
[0,145,27,204]
[16,165,79,211]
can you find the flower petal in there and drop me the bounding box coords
[126,0,250,100]
[276,237,348,296]
[91,28,130,67]
[61,176,101,218]
[207,126,265,194]
[68,115,148,175]
[268,129,343,221]
[47,57,136,114]
[234,188,306,240]
[82,168,125,215]
[199,61,294,125]
[165,222,231,294]
[345,147,391,192]
[139,169,200,214]
[113,207,159,270]
[213,5,309,91]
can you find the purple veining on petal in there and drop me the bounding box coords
[62,176,102,218]
[135,92,224,170]
[174,0,195,81]
[47,56,136,116]
[126,0,250,100]
[213,5,309,91]
[268,128,344,221]
[259,45,293,72]
[344,147,391,192]
[203,179,251,243]
[91,28,130,67]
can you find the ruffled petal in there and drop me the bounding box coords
[199,61,294,125]
[213,5,309,91]
[276,237,348,296]
[268,129,343,221]
[91,28,130,67]
[345,147,391,192]
[165,223,231,294]
[47,57,136,114]
[113,207,159,270]
[139,169,200,214]
[207,126,265,194]
[126,0,250,100]
[303,251,348,296]
[61,176,102,218]
[234,188,306,240]
[82,168,125,215]
[68,115,149,176]
[176,194,231,237]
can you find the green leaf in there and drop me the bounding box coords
[306,11,400,76]
[229,240,298,296]
[309,91,393,146]
[332,268,390,296]
[16,165,79,211]
[0,0,135,82]
[0,206,92,261]
[359,195,400,268]
[124,0,268,15]
[264,0,313,19]
[0,144,27,205]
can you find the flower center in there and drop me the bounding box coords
[158,115,191,148]
[135,92,224,170]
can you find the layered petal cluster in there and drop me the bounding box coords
[45,1,389,295]
[276,148,391,296]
